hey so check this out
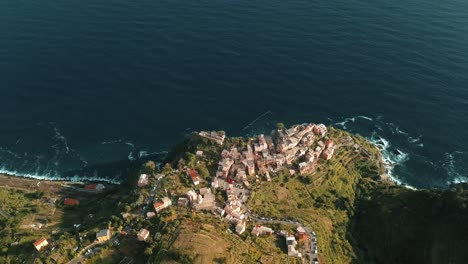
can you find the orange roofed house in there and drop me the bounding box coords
[324,139,334,149]
[296,226,308,242]
[154,197,172,213]
[64,198,79,206]
[187,169,200,185]
[84,183,105,190]
[33,237,48,251]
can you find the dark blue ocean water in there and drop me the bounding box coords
[1,0,468,187]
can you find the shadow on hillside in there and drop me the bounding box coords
[347,183,468,264]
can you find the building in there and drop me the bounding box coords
[235,221,246,235]
[198,131,226,145]
[187,190,198,202]
[286,235,302,257]
[178,197,188,206]
[64,198,79,206]
[137,228,150,241]
[146,212,156,219]
[33,237,48,251]
[187,169,200,185]
[313,124,327,137]
[96,229,111,242]
[154,197,172,213]
[298,162,314,175]
[137,174,149,187]
[296,226,308,242]
[194,188,215,210]
[84,183,105,190]
[324,139,334,149]
[251,225,274,237]
[322,148,334,160]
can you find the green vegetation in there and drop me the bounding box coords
[352,181,468,264]
[2,126,468,263]
[276,122,286,130]
[246,128,384,264]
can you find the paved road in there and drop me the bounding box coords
[141,175,165,216]
[68,234,118,264]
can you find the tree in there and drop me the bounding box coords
[177,159,186,170]
[276,122,285,130]
[197,166,210,178]
[143,161,156,174]
[163,163,172,174]
[144,247,153,256]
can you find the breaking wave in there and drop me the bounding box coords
[442,151,467,185]
[335,115,418,189]
[0,123,168,184]
[334,115,373,129]
[334,115,468,188]
[0,167,122,184]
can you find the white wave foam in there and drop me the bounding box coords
[128,152,136,161]
[53,126,70,154]
[334,115,373,129]
[138,150,169,158]
[368,133,416,190]
[408,135,422,144]
[0,167,121,184]
[395,126,409,136]
[101,139,123,145]
[443,151,467,185]
[356,115,373,121]
[125,142,135,149]
[0,147,21,160]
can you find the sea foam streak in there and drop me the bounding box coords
[443,151,467,185]
[0,167,122,184]
[369,133,415,190]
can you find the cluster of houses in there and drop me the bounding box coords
[185,187,215,210]
[210,123,335,183]
[198,131,226,145]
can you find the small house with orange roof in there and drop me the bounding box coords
[187,169,200,185]
[64,198,79,206]
[154,197,171,213]
[33,237,48,251]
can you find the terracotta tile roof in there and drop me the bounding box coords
[64,198,79,206]
[187,169,200,180]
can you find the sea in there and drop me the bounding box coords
[1,0,467,188]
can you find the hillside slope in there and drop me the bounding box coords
[352,181,468,264]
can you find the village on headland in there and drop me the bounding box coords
[0,122,387,264]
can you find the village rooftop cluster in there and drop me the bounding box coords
[201,123,335,183]
[30,123,331,262]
